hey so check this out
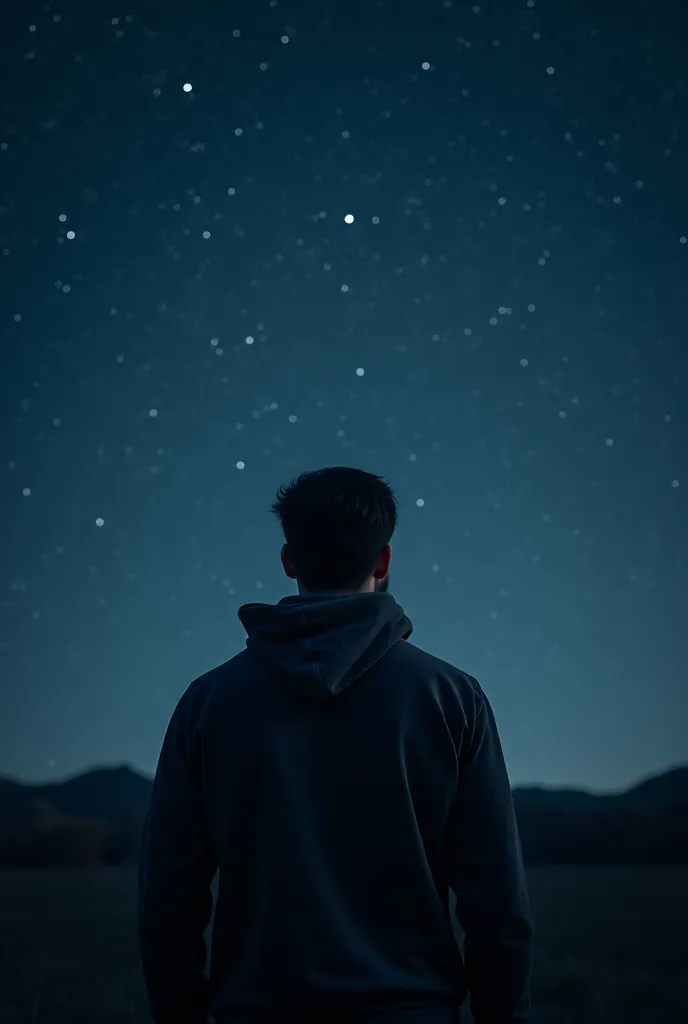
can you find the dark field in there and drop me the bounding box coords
[1,866,687,1024]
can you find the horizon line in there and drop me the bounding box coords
[2,760,686,798]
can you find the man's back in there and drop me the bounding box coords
[138,592,533,1024]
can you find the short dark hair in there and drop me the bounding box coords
[271,467,398,592]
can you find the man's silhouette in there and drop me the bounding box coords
[138,467,533,1024]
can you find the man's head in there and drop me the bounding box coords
[271,467,396,595]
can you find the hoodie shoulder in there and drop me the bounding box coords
[174,651,251,727]
[394,640,486,719]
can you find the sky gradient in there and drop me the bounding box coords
[1,0,686,790]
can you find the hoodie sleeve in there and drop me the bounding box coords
[446,687,534,1024]
[138,699,217,1024]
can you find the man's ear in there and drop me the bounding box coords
[280,543,298,579]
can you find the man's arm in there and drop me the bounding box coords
[138,700,217,1024]
[446,685,534,1024]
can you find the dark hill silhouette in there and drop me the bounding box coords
[515,766,688,813]
[614,765,688,811]
[509,766,688,866]
[0,765,152,827]
[0,763,687,868]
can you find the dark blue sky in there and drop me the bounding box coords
[1,1,686,789]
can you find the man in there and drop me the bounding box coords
[138,467,533,1024]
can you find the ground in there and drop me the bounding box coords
[0,866,686,1023]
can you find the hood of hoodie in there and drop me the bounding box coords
[238,592,413,700]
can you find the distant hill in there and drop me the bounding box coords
[512,766,688,865]
[0,766,152,868]
[0,766,153,828]
[515,766,688,814]
[0,764,687,868]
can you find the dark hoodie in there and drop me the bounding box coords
[138,593,533,1024]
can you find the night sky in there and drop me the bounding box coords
[1,1,686,791]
